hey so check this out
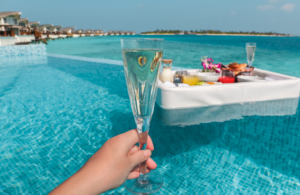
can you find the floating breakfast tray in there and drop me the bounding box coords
[157,98,299,126]
[156,68,300,109]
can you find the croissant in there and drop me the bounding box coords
[228,63,247,70]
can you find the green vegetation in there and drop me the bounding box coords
[141,29,290,36]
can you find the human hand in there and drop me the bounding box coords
[50,129,156,195]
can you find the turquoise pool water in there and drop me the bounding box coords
[1,54,300,194]
[47,35,300,77]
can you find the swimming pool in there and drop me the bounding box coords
[0,54,300,194]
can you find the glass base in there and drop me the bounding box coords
[124,171,163,194]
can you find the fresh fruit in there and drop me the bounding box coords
[219,76,235,83]
[196,82,205,85]
[206,82,215,85]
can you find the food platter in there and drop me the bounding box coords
[156,68,300,109]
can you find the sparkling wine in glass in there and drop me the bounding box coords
[246,42,256,67]
[121,38,164,194]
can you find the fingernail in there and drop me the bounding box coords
[144,150,151,158]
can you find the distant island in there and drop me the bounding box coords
[141,30,293,37]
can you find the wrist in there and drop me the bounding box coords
[50,166,109,195]
[74,164,111,194]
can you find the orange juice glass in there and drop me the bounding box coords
[182,75,199,86]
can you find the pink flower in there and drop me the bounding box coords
[207,58,213,64]
[215,63,221,69]
[201,57,221,73]
[202,60,210,70]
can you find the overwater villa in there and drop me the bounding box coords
[38,24,53,39]
[28,21,39,32]
[61,27,75,38]
[0,12,37,45]
[93,30,103,36]
[84,29,93,36]
[49,26,62,39]
[38,24,53,34]
[0,12,22,37]
[19,18,30,35]
[131,31,135,35]
[14,18,36,43]
[0,10,133,45]
[27,21,40,38]
[114,31,119,35]
[74,29,85,37]
[50,26,62,34]
[107,31,114,35]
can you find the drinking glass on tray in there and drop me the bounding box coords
[246,42,256,67]
[182,72,199,86]
[219,70,235,83]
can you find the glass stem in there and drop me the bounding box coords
[136,117,150,183]
[248,61,253,67]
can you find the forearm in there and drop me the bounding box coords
[49,167,109,195]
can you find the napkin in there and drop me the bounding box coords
[265,77,275,81]
[178,83,190,87]
[164,81,176,88]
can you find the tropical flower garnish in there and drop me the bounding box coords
[201,57,221,73]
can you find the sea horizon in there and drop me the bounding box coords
[46,35,300,78]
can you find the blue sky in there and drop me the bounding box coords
[1,0,299,35]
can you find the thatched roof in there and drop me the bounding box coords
[0,12,21,19]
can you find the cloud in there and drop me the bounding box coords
[281,4,296,12]
[257,4,275,11]
[138,4,144,7]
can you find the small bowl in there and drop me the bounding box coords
[237,76,266,82]
[197,72,220,82]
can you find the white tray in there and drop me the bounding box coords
[156,68,300,109]
[158,98,299,126]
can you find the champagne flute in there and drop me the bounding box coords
[246,42,256,67]
[121,38,164,194]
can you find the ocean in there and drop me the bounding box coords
[47,35,300,77]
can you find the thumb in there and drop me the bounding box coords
[129,149,152,166]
